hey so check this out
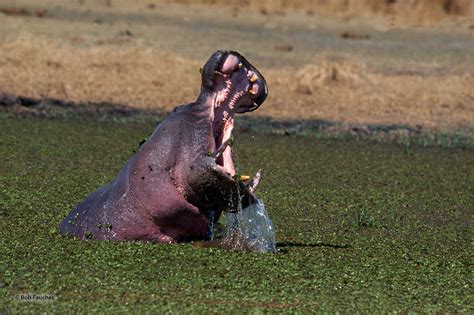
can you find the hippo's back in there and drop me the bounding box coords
[59,104,212,242]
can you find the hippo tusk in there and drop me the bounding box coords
[237,169,262,210]
[213,138,232,159]
[246,169,262,194]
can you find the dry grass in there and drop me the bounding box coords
[295,61,370,93]
[0,35,200,109]
[162,0,474,23]
[0,36,473,130]
[4,0,472,27]
[273,62,474,129]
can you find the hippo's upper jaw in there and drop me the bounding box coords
[198,51,268,177]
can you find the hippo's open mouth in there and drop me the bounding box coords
[204,51,267,177]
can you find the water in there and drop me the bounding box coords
[224,198,277,253]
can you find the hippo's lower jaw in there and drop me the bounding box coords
[200,51,268,177]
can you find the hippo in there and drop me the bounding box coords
[60,50,268,243]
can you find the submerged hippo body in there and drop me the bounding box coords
[60,51,268,243]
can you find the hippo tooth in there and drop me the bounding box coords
[249,85,258,95]
[238,63,243,69]
[249,73,258,83]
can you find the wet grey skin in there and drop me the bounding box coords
[59,50,268,243]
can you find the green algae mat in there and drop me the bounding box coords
[1,117,472,313]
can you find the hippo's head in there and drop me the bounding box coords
[198,51,268,177]
[200,50,267,111]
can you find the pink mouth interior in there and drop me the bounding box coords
[211,55,262,177]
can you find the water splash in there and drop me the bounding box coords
[224,198,276,253]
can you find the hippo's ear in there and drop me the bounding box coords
[201,50,227,90]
